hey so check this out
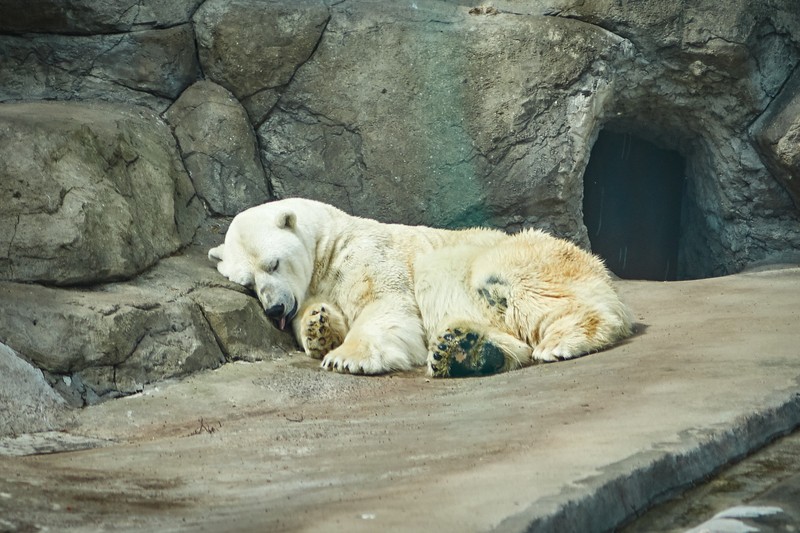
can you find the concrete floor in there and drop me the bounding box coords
[1,266,799,532]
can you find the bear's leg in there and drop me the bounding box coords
[294,301,347,359]
[531,305,620,362]
[427,322,531,378]
[320,297,426,375]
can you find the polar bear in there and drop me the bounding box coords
[208,198,633,377]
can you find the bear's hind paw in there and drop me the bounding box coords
[428,328,507,378]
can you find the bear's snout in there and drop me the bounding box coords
[262,299,298,331]
[264,303,285,319]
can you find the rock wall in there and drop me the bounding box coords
[1,0,798,413]
[0,102,202,285]
[0,343,70,436]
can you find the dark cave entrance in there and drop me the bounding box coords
[583,130,687,281]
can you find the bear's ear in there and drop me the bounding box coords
[208,244,225,263]
[277,210,296,230]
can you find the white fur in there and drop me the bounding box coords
[209,199,633,376]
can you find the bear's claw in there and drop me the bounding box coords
[428,328,506,378]
[320,351,375,375]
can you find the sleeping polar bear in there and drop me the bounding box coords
[209,198,633,378]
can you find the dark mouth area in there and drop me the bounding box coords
[270,299,298,331]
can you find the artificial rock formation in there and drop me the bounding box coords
[0,25,199,110]
[0,0,798,412]
[166,81,271,216]
[0,102,202,285]
[753,66,800,209]
[192,0,330,124]
[0,342,70,436]
[0,249,295,406]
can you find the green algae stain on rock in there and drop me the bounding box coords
[400,21,489,230]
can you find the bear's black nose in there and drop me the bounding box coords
[264,303,285,319]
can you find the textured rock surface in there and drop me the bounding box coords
[0,343,71,437]
[0,0,203,34]
[167,81,271,215]
[0,247,295,406]
[0,101,203,285]
[192,287,296,363]
[193,0,330,123]
[255,0,800,278]
[0,26,200,109]
[553,0,800,277]
[260,5,624,238]
[753,66,800,209]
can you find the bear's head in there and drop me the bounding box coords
[208,203,314,331]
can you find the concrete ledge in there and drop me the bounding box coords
[499,391,800,532]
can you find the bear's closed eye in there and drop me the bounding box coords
[257,259,280,274]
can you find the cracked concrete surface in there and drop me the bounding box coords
[1,265,799,532]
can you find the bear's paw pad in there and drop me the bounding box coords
[302,305,344,359]
[428,328,506,378]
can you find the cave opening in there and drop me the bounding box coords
[583,129,687,281]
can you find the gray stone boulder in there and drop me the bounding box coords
[0,0,203,34]
[0,246,296,406]
[0,101,203,285]
[0,25,199,109]
[0,343,71,437]
[192,287,294,363]
[258,4,628,238]
[753,67,800,209]
[256,0,800,278]
[166,81,271,215]
[193,0,330,123]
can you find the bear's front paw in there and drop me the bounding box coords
[428,328,506,378]
[320,349,377,375]
[299,303,345,359]
[319,337,396,375]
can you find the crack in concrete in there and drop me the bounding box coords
[84,33,128,78]
[163,118,207,224]
[114,330,148,389]
[255,12,332,129]
[7,215,20,261]
[755,26,799,94]
[188,0,206,80]
[182,150,259,216]
[259,100,366,209]
[290,102,362,138]
[195,301,230,361]
[99,73,174,103]
[189,0,208,21]
[114,0,142,31]
[0,37,114,98]
[745,58,800,133]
